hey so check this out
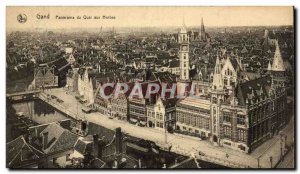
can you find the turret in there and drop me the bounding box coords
[212,55,223,90]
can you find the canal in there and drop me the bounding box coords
[10,99,68,124]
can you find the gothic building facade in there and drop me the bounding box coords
[175,40,288,153]
[78,68,95,105]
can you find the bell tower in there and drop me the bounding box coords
[178,19,189,80]
[177,18,190,97]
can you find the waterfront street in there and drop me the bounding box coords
[42,88,294,168]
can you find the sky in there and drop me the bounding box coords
[6,6,294,30]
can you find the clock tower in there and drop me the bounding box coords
[178,22,189,80]
[176,20,190,97]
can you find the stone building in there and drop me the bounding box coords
[146,97,177,131]
[175,97,211,138]
[110,83,134,121]
[174,41,288,153]
[32,65,58,89]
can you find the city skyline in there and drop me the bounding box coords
[6,6,295,169]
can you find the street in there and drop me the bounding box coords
[277,147,295,168]
[42,88,295,168]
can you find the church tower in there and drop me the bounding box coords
[210,55,225,145]
[199,17,206,41]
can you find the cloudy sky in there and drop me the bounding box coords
[7,6,294,30]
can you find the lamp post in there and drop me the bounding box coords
[269,156,273,168]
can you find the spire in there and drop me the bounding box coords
[180,16,187,34]
[84,68,89,81]
[212,55,224,89]
[200,17,205,40]
[267,61,272,71]
[214,55,221,74]
[264,29,269,39]
[271,40,285,71]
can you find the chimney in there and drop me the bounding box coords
[43,132,48,150]
[115,127,122,154]
[93,134,99,158]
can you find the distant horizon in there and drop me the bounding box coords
[7,6,293,32]
[6,24,294,33]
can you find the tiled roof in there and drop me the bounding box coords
[50,58,71,71]
[162,59,179,68]
[74,137,93,155]
[40,123,79,154]
[236,76,272,106]
[7,136,44,168]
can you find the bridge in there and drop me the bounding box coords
[6,90,41,101]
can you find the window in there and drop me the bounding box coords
[205,120,209,130]
[212,97,217,104]
[230,78,235,86]
[224,126,231,138]
[223,112,231,123]
[238,129,246,141]
[237,115,245,125]
[253,111,257,123]
[160,122,164,128]
[159,113,163,120]
[224,78,228,86]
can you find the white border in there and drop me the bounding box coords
[1,0,298,173]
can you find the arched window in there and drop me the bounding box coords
[212,97,217,104]
[224,78,228,86]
